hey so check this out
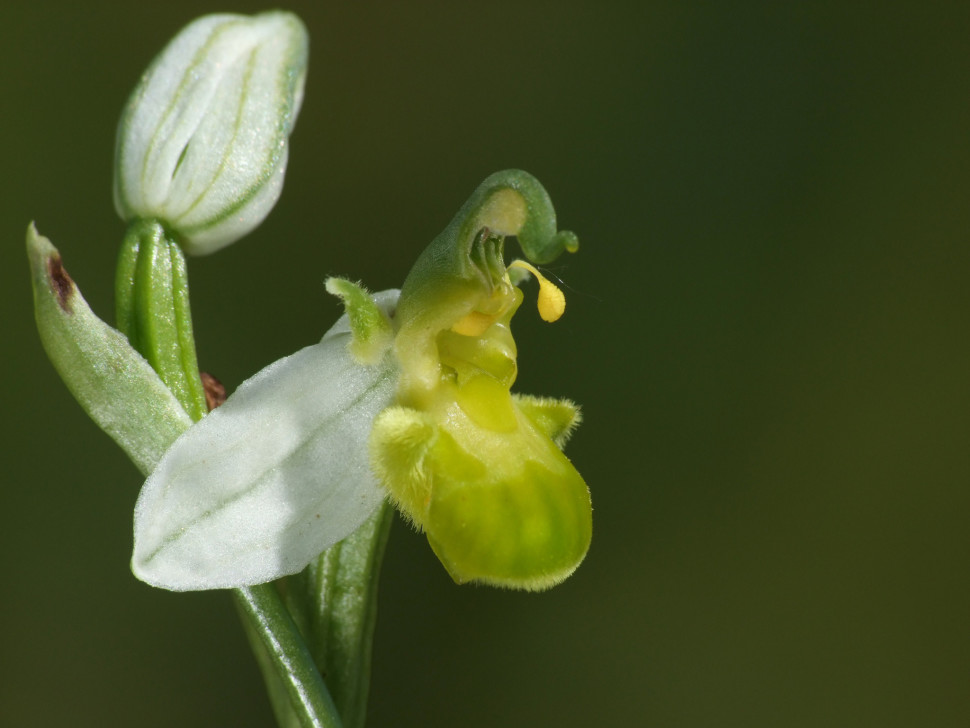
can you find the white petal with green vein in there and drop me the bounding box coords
[132,292,400,591]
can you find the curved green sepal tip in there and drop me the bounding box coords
[399,170,577,308]
[457,169,579,265]
[26,223,193,475]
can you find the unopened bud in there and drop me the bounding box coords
[113,12,308,255]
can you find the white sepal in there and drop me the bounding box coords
[114,11,308,255]
[132,292,400,591]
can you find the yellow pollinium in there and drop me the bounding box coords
[451,310,495,337]
[507,260,566,322]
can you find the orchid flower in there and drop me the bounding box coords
[132,170,592,592]
[28,12,592,725]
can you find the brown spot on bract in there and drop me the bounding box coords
[200,371,227,411]
[47,254,74,312]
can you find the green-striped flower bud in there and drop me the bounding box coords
[113,12,308,255]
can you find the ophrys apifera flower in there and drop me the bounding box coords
[131,170,592,591]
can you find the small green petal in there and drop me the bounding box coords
[325,277,394,365]
[26,223,192,475]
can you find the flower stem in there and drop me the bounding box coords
[235,585,344,728]
[282,502,393,728]
[116,220,207,421]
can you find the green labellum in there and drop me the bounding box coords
[372,383,592,591]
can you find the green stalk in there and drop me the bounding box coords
[236,585,344,728]
[116,220,207,421]
[282,503,393,728]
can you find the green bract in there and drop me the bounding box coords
[131,170,591,592]
[114,12,308,255]
[26,224,193,475]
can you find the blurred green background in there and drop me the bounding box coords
[3,1,969,726]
